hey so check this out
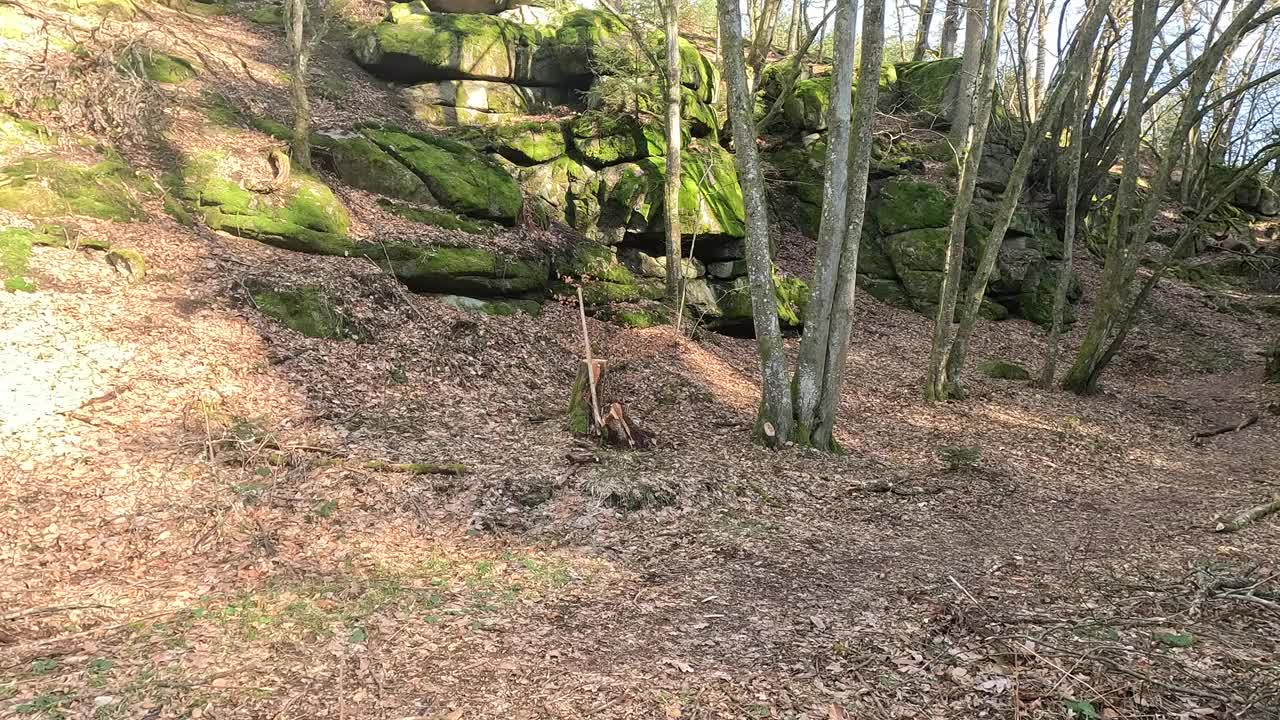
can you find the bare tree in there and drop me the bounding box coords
[914,0,939,59]
[1038,63,1090,387]
[719,0,793,446]
[940,0,962,55]
[660,0,683,299]
[785,0,888,448]
[950,0,986,139]
[924,0,1006,402]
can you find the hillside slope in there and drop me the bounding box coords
[2,2,1280,719]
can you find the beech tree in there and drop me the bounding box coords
[719,0,794,445]
[924,0,1006,402]
[792,0,887,449]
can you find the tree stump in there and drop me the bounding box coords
[567,359,652,448]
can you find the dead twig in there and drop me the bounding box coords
[1192,413,1258,440]
[1213,494,1280,532]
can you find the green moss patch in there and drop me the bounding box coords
[244,5,282,26]
[570,113,667,167]
[1,227,36,292]
[356,242,549,296]
[320,134,429,201]
[873,178,952,235]
[178,152,353,255]
[978,359,1030,380]
[105,248,146,283]
[362,127,522,223]
[489,121,566,165]
[131,50,198,84]
[0,157,146,221]
[355,11,555,84]
[894,57,962,115]
[248,283,365,340]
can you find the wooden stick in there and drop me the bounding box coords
[1192,414,1258,440]
[576,287,604,429]
[1214,494,1280,533]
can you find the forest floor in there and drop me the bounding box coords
[3,2,1280,719]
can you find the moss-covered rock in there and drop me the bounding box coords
[1017,258,1077,326]
[439,294,541,316]
[243,4,282,25]
[858,275,912,308]
[249,283,365,340]
[131,49,198,84]
[978,359,1030,380]
[570,113,667,167]
[402,80,569,126]
[489,120,566,164]
[554,9,626,76]
[105,248,146,283]
[0,114,52,152]
[598,141,746,239]
[357,242,549,296]
[319,133,431,201]
[574,277,665,305]
[883,227,950,272]
[873,178,952,235]
[0,158,145,221]
[783,76,833,132]
[354,9,562,85]
[179,152,353,255]
[619,247,704,279]
[362,127,522,223]
[378,200,501,235]
[894,57,962,116]
[556,243,635,285]
[713,272,808,331]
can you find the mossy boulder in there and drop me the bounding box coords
[402,80,568,126]
[873,178,951,234]
[883,227,951,272]
[894,57,962,116]
[1017,258,1078,326]
[354,8,562,85]
[248,282,365,340]
[0,157,146,221]
[357,242,549,296]
[555,243,635,285]
[510,155,597,226]
[362,127,522,223]
[439,294,541,316]
[179,152,353,255]
[489,120,566,164]
[858,275,912,308]
[132,49,198,84]
[570,114,667,167]
[0,114,52,152]
[105,248,146,283]
[378,200,501,235]
[598,142,746,239]
[554,9,625,76]
[978,359,1030,380]
[677,37,720,104]
[780,63,898,132]
[713,272,808,331]
[318,133,431,202]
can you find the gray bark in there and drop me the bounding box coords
[914,0,938,59]
[940,0,961,55]
[661,0,683,300]
[924,0,1005,401]
[285,0,312,170]
[949,0,985,139]
[809,0,887,449]
[792,0,858,446]
[1038,62,1089,387]
[718,0,794,446]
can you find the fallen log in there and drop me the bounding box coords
[1191,414,1258,441]
[1214,494,1280,533]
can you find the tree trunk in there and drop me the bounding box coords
[1033,0,1049,116]
[940,0,961,55]
[285,0,312,170]
[925,0,1005,402]
[787,0,803,54]
[913,0,938,59]
[949,0,985,139]
[943,0,1110,395]
[661,0,683,300]
[792,0,858,446]
[1038,66,1089,387]
[808,0,887,450]
[750,0,785,80]
[719,0,794,447]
